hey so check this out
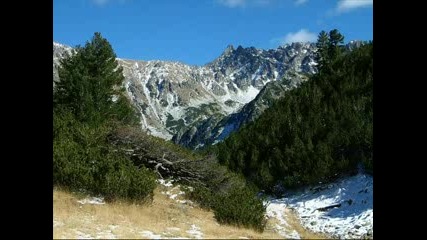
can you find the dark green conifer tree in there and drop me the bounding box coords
[54,32,138,125]
[315,30,329,73]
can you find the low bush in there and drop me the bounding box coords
[53,109,156,202]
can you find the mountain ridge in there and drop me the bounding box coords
[53,40,365,147]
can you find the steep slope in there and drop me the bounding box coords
[213,42,373,191]
[174,41,368,149]
[173,72,308,149]
[266,173,373,239]
[53,42,317,140]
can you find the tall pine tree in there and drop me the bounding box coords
[328,29,345,63]
[54,32,138,125]
[315,30,329,73]
[315,29,345,74]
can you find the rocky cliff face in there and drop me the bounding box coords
[173,73,308,149]
[170,42,367,149]
[53,42,73,89]
[170,43,317,148]
[53,41,318,146]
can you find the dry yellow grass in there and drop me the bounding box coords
[53,184,330,239]
[284,208,331,239]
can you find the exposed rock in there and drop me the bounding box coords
[53,41,364,148]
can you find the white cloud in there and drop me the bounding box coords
[336,0,373,13]
[217,0,247,8]
[280,29,317,44]
[295,0,308,6]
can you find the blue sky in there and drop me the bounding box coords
[53,0,373,65]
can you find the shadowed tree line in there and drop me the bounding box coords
[211,29,373,193]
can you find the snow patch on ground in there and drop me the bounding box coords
[74,230,93,239]
[273,224,300,239]
[272,173,373,239]
[167,104,186,121]
[266,201,289,227]
[230,85,260,104]
[186,224,203,239]
[140,230,162,239]
[176,199,193,205]
[167,190,185,200]
[157,179,174,187]
[158,180,195,208]
[77,197,105,205]
[95,229,117,239]
[265,200,300,239]
[286,228,300,239]
[308,59,318,66]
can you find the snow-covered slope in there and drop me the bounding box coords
[265,173,373,239]
[173,72,308,149]
[53,41,366,145]
[119,43,317,140]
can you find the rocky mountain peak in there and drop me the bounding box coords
[224,44,235,55]
[346,40,367,51]
[53,39,366,148]
[53,42,74,89]
[53,40,319,142]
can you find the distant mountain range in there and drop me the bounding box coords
[53,40,365,149]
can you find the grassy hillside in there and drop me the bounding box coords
[54,185,332,239]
